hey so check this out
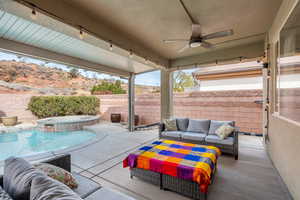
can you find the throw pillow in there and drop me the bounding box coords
[176,118,189,131]
[4,157,45,200]
[34,163,78,189]
[187,119,210,133]
[30,175,83,200]
[0,186,13,200]
[163,119,177,131]
[208,120,235,135]
[215,124,235,139]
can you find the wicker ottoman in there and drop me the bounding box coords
[130,165,217,200]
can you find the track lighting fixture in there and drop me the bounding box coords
[79,29,84,40]
[129,50,133,58]
[31,8,37,20]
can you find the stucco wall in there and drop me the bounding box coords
[266,0,300,199]
[267,116,300,199]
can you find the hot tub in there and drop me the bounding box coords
[37,115,100,132]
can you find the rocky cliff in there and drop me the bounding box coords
[0,61,159,94]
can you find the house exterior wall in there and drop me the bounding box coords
[267,0,300,199]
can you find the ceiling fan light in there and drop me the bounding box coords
[190,42,202,48]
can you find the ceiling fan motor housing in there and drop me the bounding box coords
[189,37,202,48]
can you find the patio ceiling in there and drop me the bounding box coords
[64,0,282,58]
[0,0,283,75]
[0,0,161,77]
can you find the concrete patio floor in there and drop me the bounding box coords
[57,122,292,200]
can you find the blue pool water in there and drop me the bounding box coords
[0,130,96,161]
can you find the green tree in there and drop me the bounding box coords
[91,80,126,94]
[173,70,197,92]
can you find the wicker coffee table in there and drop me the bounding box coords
[123,140,220,200]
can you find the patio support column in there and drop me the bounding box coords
[128,73,135,132]
[160,69,173,121]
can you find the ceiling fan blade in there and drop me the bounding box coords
[202,29,233,40]
[201,41,214,48]
[192,24,202,37]
[178,44,190,53]
[163,39,189,43]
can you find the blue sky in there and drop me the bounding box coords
[0,51,180,86]
[135,71,161,86]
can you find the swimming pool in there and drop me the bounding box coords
[0,129,96,161]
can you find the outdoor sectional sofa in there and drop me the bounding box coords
[0,154,135,200]
[159,118,239,160]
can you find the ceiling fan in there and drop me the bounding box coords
[163,0,234,53]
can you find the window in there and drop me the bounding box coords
[278,2,300,123]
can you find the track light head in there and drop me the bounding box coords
[31,8,37,20]
[79,29,84,40]
[129,50,133,58]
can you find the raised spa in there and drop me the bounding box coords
[37,115,100,132]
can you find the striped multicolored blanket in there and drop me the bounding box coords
[123,140,221,192]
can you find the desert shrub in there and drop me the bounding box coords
[69,68,79,78]
[28,96,100,118]
[91,80,126,94]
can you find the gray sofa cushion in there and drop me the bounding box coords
[85,187,135,200]
[181,132,206,141]
[205,134,234,145]
[176,118,189,131]
[187,119,210,134]
[161,131,182,138]
[208,120,235,135]
[30,175,83,200]
[4,157,44,200]
[72,173,101,199]
[0,186,13,200]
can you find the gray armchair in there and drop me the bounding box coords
[0,154,135,200]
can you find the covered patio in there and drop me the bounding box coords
[0,0,299,199]
[50,122,290,200]
[0,0,277,131]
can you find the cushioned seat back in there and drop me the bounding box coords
[176,118,189,131]
[209,120,235,135]
[187,119,210,134]
[4,157,45,200]
[0,186,13,200]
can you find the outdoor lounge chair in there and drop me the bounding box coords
[0,154,135,200]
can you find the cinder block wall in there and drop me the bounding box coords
[0,94,37,123]
[99,89,263,134]
[173,90,263,133]
[0,90,263,134]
